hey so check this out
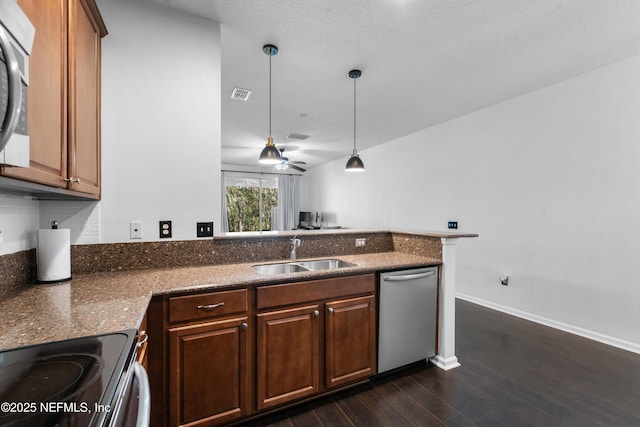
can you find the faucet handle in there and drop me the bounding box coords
[290,237,301,246]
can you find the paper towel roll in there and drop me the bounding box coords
[37,228,71,283]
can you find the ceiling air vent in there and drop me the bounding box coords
[286,133,310,141]
[230,88,251,101]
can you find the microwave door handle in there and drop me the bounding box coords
[0,25,22,153]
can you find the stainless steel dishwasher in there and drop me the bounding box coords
[378,267,438,373]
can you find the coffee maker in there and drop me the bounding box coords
[298,211,321,229]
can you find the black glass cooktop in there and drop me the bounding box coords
[0,330,137,427]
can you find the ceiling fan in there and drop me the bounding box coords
[275,148,306,172]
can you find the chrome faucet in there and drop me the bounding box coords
[290,237,301,261]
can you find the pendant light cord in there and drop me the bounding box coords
[353,76,357,153]
[269,49,272,136]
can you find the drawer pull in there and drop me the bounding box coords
[197,302,225,310]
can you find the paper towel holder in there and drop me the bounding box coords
[37,221,72,283]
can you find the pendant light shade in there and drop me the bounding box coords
[259,135,281,164]
[259,44,282,164]
[346,69,365,172]
[345,153,365,170]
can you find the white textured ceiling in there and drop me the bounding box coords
[147,0,640,172]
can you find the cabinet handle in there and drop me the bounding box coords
[313,310,319,317]
[241,322,248,331]
[137,330,148,348]
[197,302,225,310]
[63,177,81,184]
[328,308,334,314]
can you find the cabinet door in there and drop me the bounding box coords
[325,295,376,389]
[3,0,68,187]
[256,305,320,410]
[67,0,103,196]
[169,317,249,427]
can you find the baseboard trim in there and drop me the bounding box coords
[429,355,461,371]
[456,293,640,355]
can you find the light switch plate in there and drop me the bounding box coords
[197,222,214,238]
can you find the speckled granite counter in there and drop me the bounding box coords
[0,252,440,351]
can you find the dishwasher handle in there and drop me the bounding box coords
[383,271,436,282]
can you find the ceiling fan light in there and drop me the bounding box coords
[259,135,282,164]
[345,152,365,172]
[274,161,289,171]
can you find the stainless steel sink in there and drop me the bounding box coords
[252,259,356,275]
[298,259,356,271]
[252,263,310,275]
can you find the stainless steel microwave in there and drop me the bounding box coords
[0,0,34,167]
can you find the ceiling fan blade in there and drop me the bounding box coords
[290,160,307,165]
[290,164,306,172]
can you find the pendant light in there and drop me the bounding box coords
[259,44,282,164]
[345,69,365,172]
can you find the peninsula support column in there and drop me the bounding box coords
[430,237,461,370]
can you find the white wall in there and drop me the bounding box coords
[97,0,221,242]
[0,194,39,255]
[302,55,640,348]
[0,0,222,253]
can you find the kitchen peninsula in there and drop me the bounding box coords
[0,229,476,425]
[0,229,476,369]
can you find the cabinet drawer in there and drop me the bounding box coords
[257,274,375,309]
[169,289,247,323]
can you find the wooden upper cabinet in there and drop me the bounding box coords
[6,0,68,187]
[68,0,105,197]
[2,0,106,198]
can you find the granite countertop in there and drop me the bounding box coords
[216,228,478,239]
[0,252,440,351]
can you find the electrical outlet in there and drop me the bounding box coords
[159,220,172,239]
[500,273,509,286]
[355,238,366,247]
[129,221,143,239]
[197,222,214,238]
[448,221,458,229]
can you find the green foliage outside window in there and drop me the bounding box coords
[226,186,278,232]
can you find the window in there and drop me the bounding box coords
[223,174,278,232]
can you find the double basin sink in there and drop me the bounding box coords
[253,259,356,275]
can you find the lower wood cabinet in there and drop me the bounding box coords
[325,295,376,389]
[256,305,320,410]
[255,274,377,410]
[150,274,377,427]
[168,316,249,427]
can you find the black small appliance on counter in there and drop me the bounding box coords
[297,211,321,229]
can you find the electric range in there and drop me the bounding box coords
[0,329,137,427]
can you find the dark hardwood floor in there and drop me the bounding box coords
[240,299,640,426]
